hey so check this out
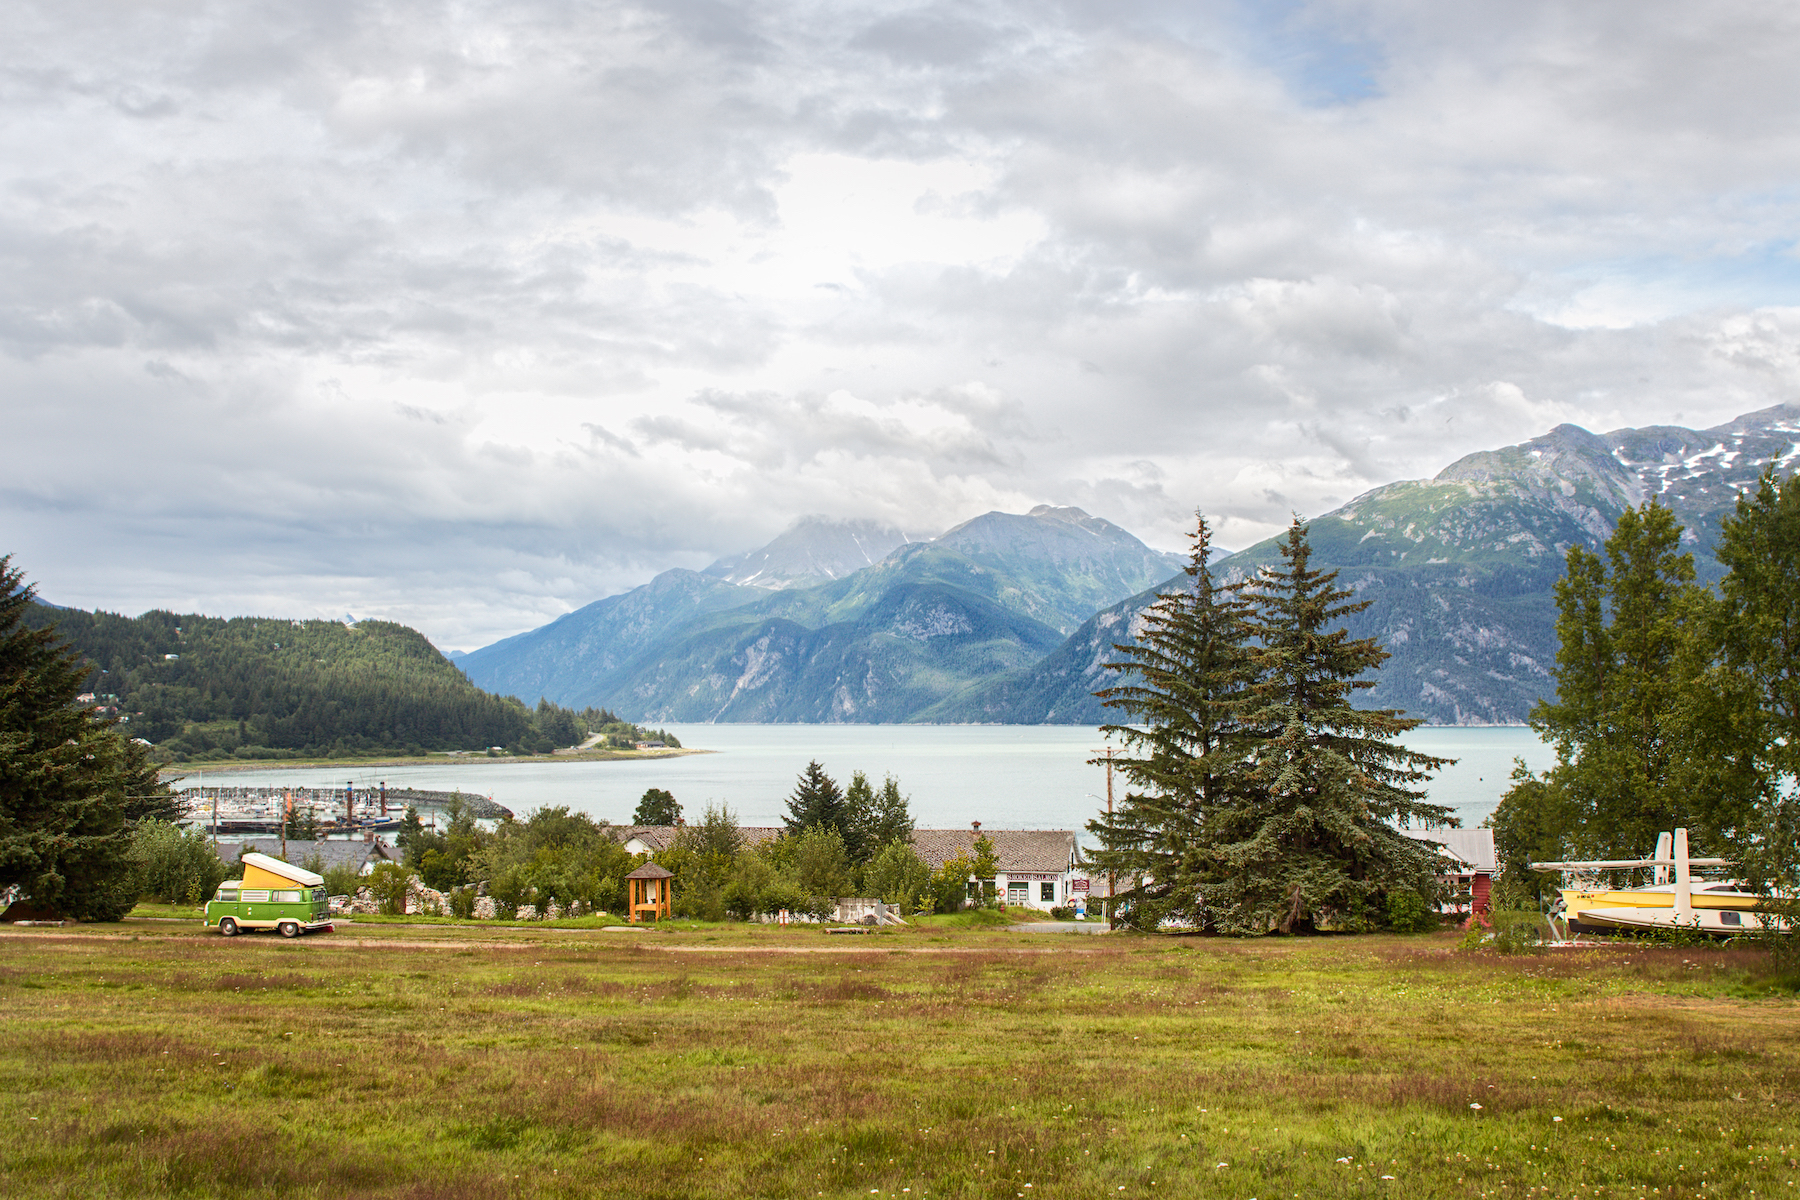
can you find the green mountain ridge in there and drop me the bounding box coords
[18,605,640,760]
[941,404,1800,725]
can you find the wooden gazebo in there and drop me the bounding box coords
[625,862,674,923]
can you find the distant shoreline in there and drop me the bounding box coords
[157,746,711,779]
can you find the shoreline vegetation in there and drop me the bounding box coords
[155,744,709,778]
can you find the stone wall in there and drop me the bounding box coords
[327,879,602,922]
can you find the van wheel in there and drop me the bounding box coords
[219,918,239,937]
[278,921,300,939]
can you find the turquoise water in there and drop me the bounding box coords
[182,724,1551,835]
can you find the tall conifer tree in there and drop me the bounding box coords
[1088,514,1258,927]
[1211,520,1453,933]
[782,760,847,839]
[0,556,174,920]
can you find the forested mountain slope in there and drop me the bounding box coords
[23,605,598,760]
[931,505,1183,635]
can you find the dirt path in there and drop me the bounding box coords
[0,925,1113,955]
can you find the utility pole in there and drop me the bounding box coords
[1091,746,1118,929]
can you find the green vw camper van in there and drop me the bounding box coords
[206,851,335,937]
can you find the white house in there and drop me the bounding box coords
[910,824,1082,912]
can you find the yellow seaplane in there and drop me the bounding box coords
[1532,829,1781,936]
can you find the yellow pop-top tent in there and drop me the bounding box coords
[239,852,326,890]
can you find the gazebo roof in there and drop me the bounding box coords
[625,862,674,880]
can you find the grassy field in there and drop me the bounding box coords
[1,921,1796,1199]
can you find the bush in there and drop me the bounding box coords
[364,862,414,916]
[131,820,228,905]
[449,887,477,920]
[863,839,932,916]
[1460,907,1547,955]
[1049,905,1075,921]
[322,862,362,899]
[1384,890,1435,933]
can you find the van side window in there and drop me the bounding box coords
[274,890,301,903]
[241,890,271,902]
[217,889,239,901]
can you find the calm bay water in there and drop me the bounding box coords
[183,725,1552,836]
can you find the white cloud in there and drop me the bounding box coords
[6,1,1800,647]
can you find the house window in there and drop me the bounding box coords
[1041,882,1056,902]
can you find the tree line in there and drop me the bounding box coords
[380,761,989,921]
[1490,465,1800,919]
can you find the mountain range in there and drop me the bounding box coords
[459,505,1180,721]
[460,405,1800,725]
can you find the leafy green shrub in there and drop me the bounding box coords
[1385,890,1435,933]
[131,820,228,905]
[364,862,414,916]
[1049,906,1076,921]
[322,862,361,899]
[1460,907,1547,955]
[863,839,932,916]
[449,887,477,920]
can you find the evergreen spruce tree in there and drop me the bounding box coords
[867,775,915,851]
[842,770,878,864]
[782,761,847,838]
[1210,519,1453,934]
[1087,514,1259,928]
[0,556,174,920]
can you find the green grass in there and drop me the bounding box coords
[2,922,1797,1198]
[124,903,206,921]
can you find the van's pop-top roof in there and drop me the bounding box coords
[239,852,325,889]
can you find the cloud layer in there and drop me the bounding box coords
[7,0,1800,648]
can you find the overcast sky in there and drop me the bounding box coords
[7,1,1800,650]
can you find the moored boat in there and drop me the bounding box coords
[1533,828,1786,936]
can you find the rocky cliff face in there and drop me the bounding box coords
[456,568,759,708]
[702,516,916,590]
